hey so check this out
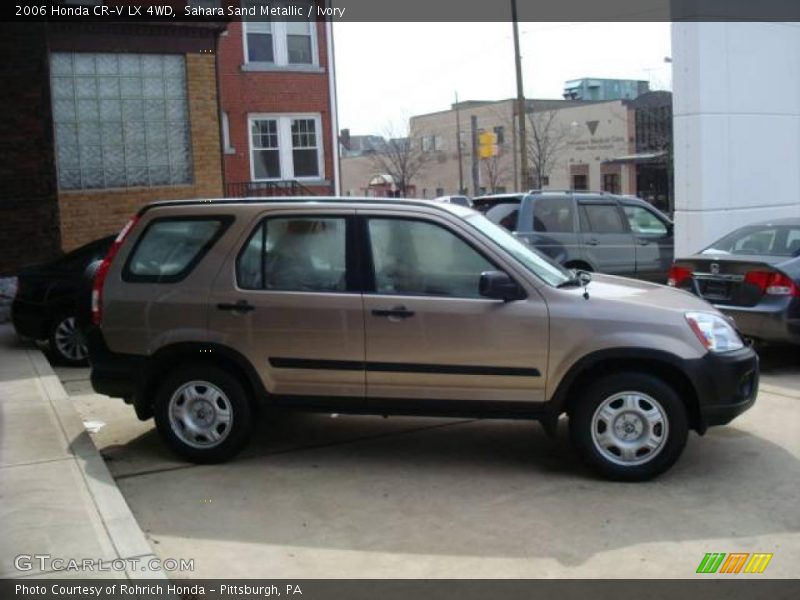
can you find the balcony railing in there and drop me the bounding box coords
[225,180,322,198]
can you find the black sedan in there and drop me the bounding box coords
[12,235,114,365]
[668,218,800,345]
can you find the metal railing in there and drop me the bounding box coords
[225,180,321,198]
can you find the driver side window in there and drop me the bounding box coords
[367,218,494,298]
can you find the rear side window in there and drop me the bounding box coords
[236,216,347,292]
[123,217,230,283]
[580,204,626,234]
[533,197,575,233]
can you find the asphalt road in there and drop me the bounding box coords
[54,349,800,578]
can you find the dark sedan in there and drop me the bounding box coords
[12,235,114,365]
[668,218,800,345]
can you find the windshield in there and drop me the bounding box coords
[703,224,800,257]
[465,213,571,287]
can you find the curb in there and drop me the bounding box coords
[25,347,167,581]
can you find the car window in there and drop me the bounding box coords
[703,225,800,257]
[623,205,668,235]
[125,218,228,282]
[237,216,347,292]
[483,203,520,232]
[580,204,626,234]
[367,218,494,298]
[533,197,575,233]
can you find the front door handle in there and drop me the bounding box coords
[217,300,255,314]
[638,239,650,246]
[371,306,415,319]
[586,238,599,246]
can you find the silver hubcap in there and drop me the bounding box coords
[590,391,669,466]
[168,381,233,449]
[54,317,87,362]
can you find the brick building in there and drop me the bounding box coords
[216,19,338,198]
[0,9,338,273]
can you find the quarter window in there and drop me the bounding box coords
[532,197,575,233]
[124,218,227,282]
[237,217,346,292]
[367,219,495,298]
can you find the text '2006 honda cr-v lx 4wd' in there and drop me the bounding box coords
[86,197,759,481]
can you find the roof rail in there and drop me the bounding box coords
[136,196,458,216]
[527,189,611,195]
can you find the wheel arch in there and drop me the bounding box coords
[548,348,704,433]
[134,342,268,421]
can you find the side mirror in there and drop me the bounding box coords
[479,271,524,302]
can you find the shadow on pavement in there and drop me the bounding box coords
[74,408,800,568]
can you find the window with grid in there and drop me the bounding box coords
[249,114,322,181]
[251,119,281,179]
[50,52,192,191]
[243,3,316,67]
[291,118,319,178]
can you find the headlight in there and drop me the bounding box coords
[685,312,744,353]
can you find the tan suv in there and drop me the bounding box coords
[86,198,759,480]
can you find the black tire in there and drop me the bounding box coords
[569,372,689,481]
[154,364,253,463]
[48,313,89,367]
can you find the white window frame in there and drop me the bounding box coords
[242,21,319,68]
[248,113,324,182]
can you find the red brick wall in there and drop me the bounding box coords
[217,21,334,194]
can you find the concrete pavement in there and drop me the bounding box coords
[0,325,163,580]
[58,348,800,579]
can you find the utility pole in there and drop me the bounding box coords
[511,0,528,191]
[471,115,479,196]
[455,92,464,194]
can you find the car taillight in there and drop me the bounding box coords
[667,265,692,287]
[91,215,139,326]
[744,270,800,296]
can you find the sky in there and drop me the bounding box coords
[333,22,673,135]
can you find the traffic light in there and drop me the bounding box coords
[478,131,498,158]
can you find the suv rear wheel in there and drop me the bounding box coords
[154,365,253,463]
[569,372,688,481]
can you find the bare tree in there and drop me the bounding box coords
[526,109,577,190]
[481,153,511,193]
[369,123,432,197]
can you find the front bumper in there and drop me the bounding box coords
[685,346,759,430]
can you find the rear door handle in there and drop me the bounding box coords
[586,238,599,246]
[216,300,255,314]
[371,306,415,319]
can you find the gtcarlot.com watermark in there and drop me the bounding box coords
[14,553,194,573]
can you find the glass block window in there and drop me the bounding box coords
[249,114,323,181]
[50,52,193,190]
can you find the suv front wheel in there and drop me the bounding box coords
[570,372,688,481]
[154,365,253,463]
